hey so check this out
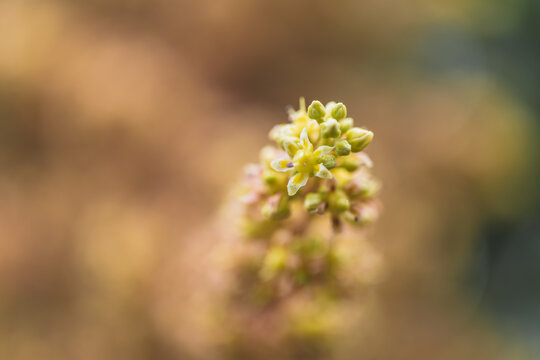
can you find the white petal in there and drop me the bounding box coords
[271,159,294,172]
[314,145,333,157]
[299,128,312,151]
[314,164,333,179]
[287,172,309,196]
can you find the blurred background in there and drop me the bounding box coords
[1,0,540,359]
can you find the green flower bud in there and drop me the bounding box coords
[331,102,347,120]
[335,139,351,156]
[328,190,350,213]
[321,154,336,169]
[304,193,325,213]
[308,100,326,123]
[339,117,354,133]
[346,127,373,152]
[342,157,359,172]
[320,118,341,139]
[262,170,278,186]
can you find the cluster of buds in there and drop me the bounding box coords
[240,98,379,234]
[233,98,380,302]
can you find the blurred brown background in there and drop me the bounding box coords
[1,0,540,359]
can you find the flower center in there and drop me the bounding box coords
[293,153,314,174]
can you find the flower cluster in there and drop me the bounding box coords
[239,98,379,233]
[218,98,382,359]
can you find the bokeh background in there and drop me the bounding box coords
[1,0,540,359]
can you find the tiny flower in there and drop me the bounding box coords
[271,128,334,196]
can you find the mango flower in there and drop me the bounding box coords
[270,98,320,144]
[271,128,333,196]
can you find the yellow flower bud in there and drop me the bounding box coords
[346,127,373,152]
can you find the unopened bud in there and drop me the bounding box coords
[342,157,359,171]
[346,128,373,152]
[335,139,351,156]
[262,170,278,186]
[331,102,347,120]
[321,118,341,139]
[308,100,326,123]
[339,118,354,133]
[304,193,325,213]
[328,190,350,213]
[321,154,336,169]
